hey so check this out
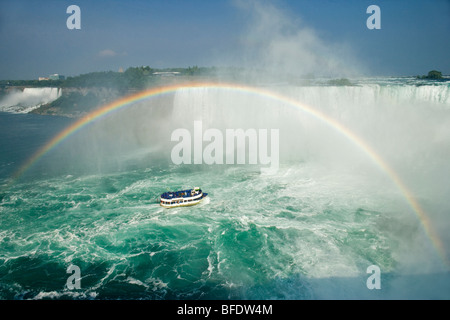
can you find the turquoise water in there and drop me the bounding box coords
[0,162,402,299]
[1,80,449,299]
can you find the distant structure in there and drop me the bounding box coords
[152,71,180,76]
[49,74,65,80]
[118,67,124,73]
[39,74,65,81]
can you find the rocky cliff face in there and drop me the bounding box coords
[30,87,124,118]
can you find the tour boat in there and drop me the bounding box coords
[159,187,208,208]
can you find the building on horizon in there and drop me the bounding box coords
[39,74,65,81]
[152,71,180,76]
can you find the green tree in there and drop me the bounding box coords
[418,70,443,80]
[426,70,443,79]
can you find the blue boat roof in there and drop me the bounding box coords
[160,189,202,199]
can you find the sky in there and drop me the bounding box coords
[0,0,449,80]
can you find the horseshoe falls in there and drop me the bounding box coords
[0,78,449,300]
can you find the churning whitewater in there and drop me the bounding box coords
[0,78,449,299]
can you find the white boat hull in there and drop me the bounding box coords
[159,188,208,208]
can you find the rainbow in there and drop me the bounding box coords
[8,81,448,268]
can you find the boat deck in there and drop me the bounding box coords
[159,188,208,208]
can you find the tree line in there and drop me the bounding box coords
[0,66,217,90]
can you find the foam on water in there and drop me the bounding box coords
[0,162,446,299]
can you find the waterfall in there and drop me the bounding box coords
[169,83,450,195]
[170,84,450,160]
[0,87,61,113]
[23,81,448,197]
